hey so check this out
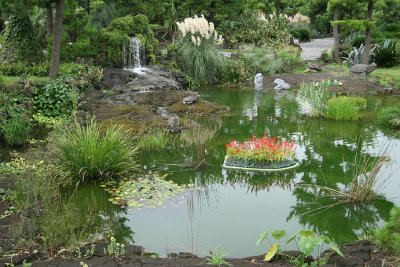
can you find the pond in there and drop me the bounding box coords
[14,86,400,258]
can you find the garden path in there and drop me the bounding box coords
[299,38,334,61]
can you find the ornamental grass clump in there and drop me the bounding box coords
[225,135,296,169]
[325,96,366,121]
[297,82,330,117]
[56,120,138,183]
[176,15,224,84]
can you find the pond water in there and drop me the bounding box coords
[115,87,400,257]
[5,86,400,258]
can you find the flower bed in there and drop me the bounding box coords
[223,135,299,171]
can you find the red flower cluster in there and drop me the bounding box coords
[225,135,296,162]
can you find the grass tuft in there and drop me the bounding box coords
[56,119,138,182]
[137,129,170,150]
[325,96,366,121]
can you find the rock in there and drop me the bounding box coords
[327,255,364,266]
[167,253,178,258]
[254,73,263,90]
[178,252,198,258]
[167,116,180,133]
[182,94,200,104]
[308,63,322,72]
[384,87,394,94]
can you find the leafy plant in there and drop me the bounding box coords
[374,40,399,67]
[206,248,231,266]
[342,44,376,66]
[137,129,170,150]
[256,229,343,265]
[33,79,78,119]
[375,206,400,258]
[0,114,31,146]
[325,96,366,121]
[56,119,138,182]
[297,82,330,117]
[378,106,400,128]
[104,236,125,258]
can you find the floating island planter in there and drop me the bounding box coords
[223,135,299,172]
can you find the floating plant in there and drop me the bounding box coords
[101,174,194,209]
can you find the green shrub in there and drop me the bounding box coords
[325,96,365,121]
[137,129,170,150]
[378,106,400,128]
[56,120,138,182]
[376,206,400,257]
[276,47,304,73]
[0,114,31,146]
[98,14,158,67]
[2,16,41,63]
[221,58,251,83]
[59,63,103,91]
[374,40,399,67]
[33,79,78,119]
[0,62,50,77]
[290,28,311,42]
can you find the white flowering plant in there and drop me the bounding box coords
[175,15,224,84]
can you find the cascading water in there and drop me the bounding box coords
[123,37,149,74]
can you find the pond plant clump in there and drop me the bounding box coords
[224,135,298,171]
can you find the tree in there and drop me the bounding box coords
[362,0,373,64]
[49,0,65,78]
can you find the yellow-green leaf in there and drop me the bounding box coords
[264,243,279,261]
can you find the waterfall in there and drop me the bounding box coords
[123,37,148,74]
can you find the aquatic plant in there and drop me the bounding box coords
[137,129,170,150]
[225,135,296,162]
[378,106,400,128]
[176,15,224,84]
[325,96,366,121]
[206,248,232,266]
[56,119,138,182]
[297,82,330,117]
[256,229,343,264]
[101,173,189,209]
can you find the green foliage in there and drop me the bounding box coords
[33,79,78,119]
[298,82,330,117]
[2,16,41,63]
[370,67,400,91]
[137,129,170,150]
[239,46,303,78]
[290,28,311,42]
[206,248,231,266]
[0,62,49,76]
[59,63,103,91]
[0,114,31,146]
[56,120,138,183]
[256,229,343,265]
[376,206,400,257]
[221,58,251,84]
[99,14,158,67]
[326,96,365,121]
[342,44,376,66]
[176,38,223,84]
[378,106,400,128]
[374,40,399,68]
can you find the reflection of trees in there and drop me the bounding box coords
[67,183,134,244]
[288,184,393,244]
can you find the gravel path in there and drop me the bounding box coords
[300,38,334,61]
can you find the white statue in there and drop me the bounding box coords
[273,78,291,90]
[254,73,263,90]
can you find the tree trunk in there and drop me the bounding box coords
[49,0,65,78]
[362,0,373,64]
[46,3,53,36]
[85,0,90,14]
[275,0,281,17]
[333,8,340,63]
